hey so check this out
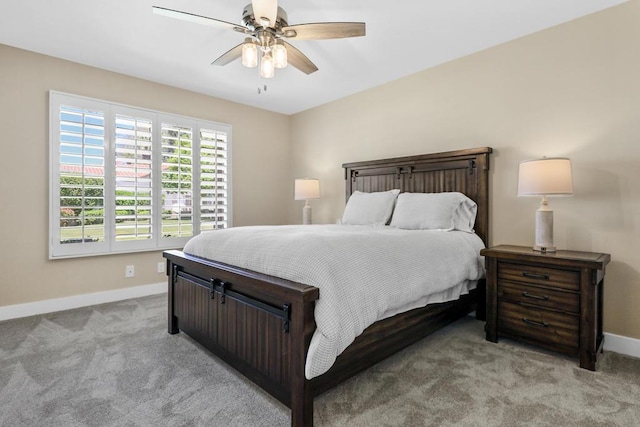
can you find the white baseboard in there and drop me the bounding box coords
[0,282,167,322]
[604,332,640,359]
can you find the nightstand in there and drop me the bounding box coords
[481,245,610,371]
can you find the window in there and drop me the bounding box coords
[49,92,231,259]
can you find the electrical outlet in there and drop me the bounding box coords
[125,265,135,278]
[157,262,165,274]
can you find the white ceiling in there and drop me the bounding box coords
[0,0,627,115]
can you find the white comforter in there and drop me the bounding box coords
[183,224,485,379]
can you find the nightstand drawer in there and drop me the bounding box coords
[498,300,579,349]
[498,281,579,314]
[498,262,579,291]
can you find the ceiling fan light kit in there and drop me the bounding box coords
[152,0,365,80]
[260,51,275,79]
[273,41,287,68]
[241,38,258,68]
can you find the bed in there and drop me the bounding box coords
[163,146,492,426]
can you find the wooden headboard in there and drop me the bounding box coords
[342,147,492,245]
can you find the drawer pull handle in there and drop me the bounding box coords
[522,291,549,301]
[522,272,550,280]
[522,318,548,328]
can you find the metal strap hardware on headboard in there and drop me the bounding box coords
[395,166,415,179]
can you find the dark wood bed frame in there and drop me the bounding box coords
[163,147,492,426]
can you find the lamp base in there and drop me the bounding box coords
[302,203,312,225]
[534,206,555,252]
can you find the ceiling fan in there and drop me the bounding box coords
[152,0,365,79]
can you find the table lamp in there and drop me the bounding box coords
[517,157,573,252]
[294,178,320,225]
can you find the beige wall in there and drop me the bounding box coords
[0,44,290,306]
[290,1,640,339]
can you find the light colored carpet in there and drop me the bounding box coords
[1,294,639,426]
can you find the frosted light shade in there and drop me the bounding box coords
[241,40,258,68]
[260,52,274,78]
[518,157,573,196]
[273,42,287,68]
[294,179,320,200]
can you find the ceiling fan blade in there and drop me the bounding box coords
[152,6,247,33]
[281,22,365,40]
[252,0,278,27]
[282,41,318,75]
[211,43,244,66]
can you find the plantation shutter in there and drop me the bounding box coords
[51,98,110,257]
[161,121,194,239]
[199,128,229,231]
[113,112,154,247]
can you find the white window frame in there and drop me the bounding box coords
[49,91,232,259]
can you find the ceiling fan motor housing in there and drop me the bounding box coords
[241,4,288,30]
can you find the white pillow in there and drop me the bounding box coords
[341,189,400,226]
[390,192,477,232]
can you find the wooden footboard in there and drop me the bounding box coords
[164,250,319,424]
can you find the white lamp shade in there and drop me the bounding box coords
[294,179,320,200]
[518,157,573,196]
